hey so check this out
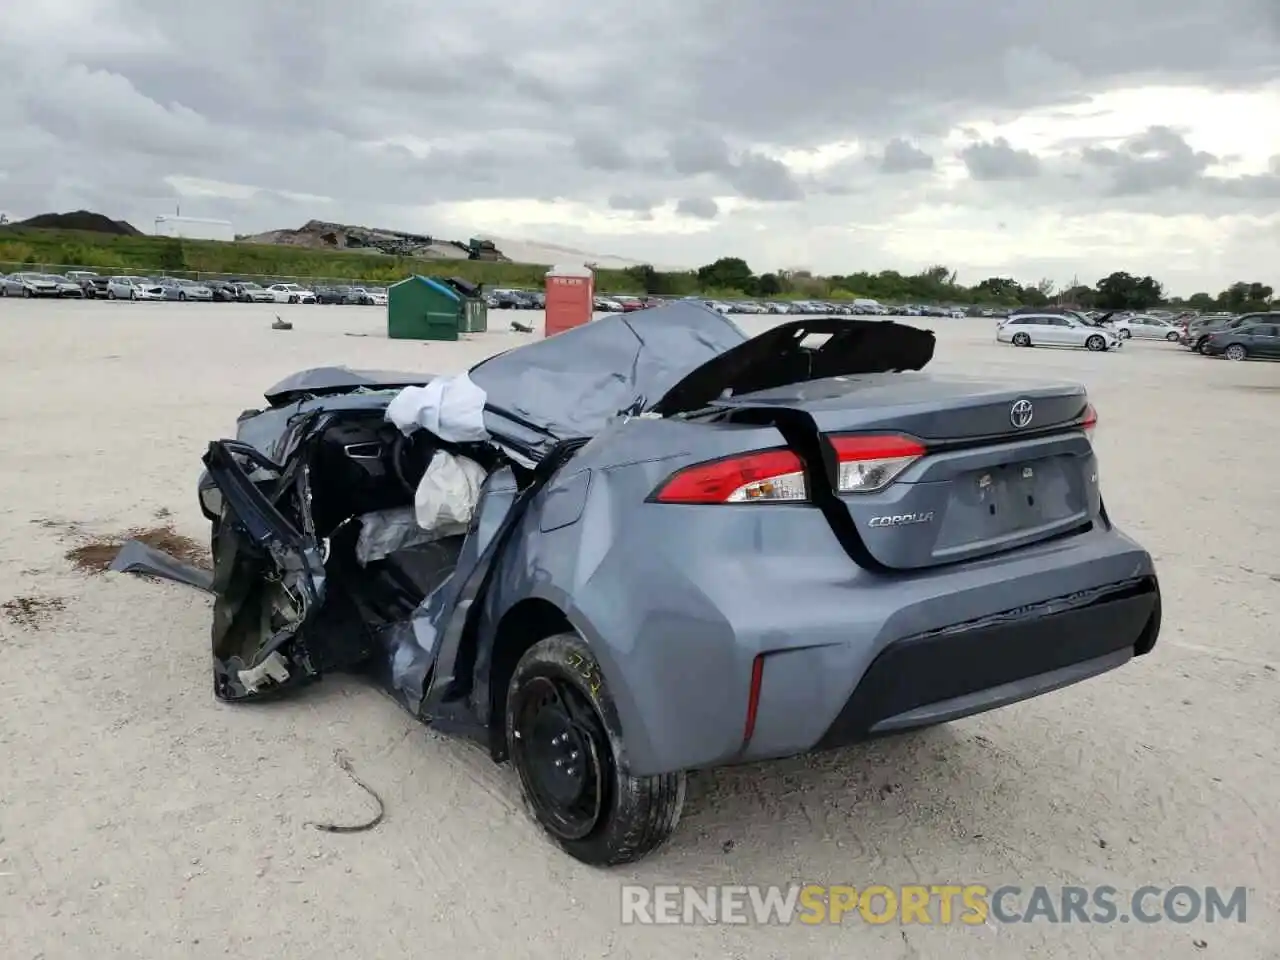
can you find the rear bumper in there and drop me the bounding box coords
[577,516,1161,777]
[814,576,1158,748]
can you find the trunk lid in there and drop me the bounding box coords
[707,373,1097,571]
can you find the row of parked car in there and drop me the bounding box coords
[487,288,972,317]
[994,307,1280,361]
[1180,310,1280,361]
[0,271,391,306]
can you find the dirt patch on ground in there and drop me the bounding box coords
[64,524,209,575]
[3,594,67,629]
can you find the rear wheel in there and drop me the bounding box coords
[1117,328,1131,339]
[1197,338,1212,355]
[1011,332,1031,347]
[1166,331,1180,341]
[107,290,116,300]
[1225,343,1247,361]
[1086,335,1106,351]
[506,633,685,866]
[178,292,187,301]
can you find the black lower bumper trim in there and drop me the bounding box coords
[815,576,1160,750]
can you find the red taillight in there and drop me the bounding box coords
[651,433,925,504]
[830,434,926,493]
[1081,403,1097,437]
[653,448,806,504]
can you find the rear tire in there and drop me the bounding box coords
[1086,335,1106,351]
[1011,332,1031,347]
[1197,339,1211,355]
[107,290,116,300]
[506,632,685,866]
[1166,331,1180,342]
[1117,328,1131,339]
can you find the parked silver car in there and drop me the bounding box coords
[45,274,86,297]
[106,276,159,300]
[0,272,63,297]
[159,278,214,301]
[996,314,1121,352]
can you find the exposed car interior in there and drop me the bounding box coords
[305,412,501,631]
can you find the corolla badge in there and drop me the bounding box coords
[1010,399,1034,428]
[868,512,935,527]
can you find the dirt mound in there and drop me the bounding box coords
[241,220,506,261]
[14,210,142,235]
[65,523,209,574]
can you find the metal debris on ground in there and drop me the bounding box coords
[272,316,293,330]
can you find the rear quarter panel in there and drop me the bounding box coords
[479,415,1155,777]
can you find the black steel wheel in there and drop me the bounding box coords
[510,675,607,841]
[506,633,685,865]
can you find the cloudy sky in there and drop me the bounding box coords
[2,0,1278,294]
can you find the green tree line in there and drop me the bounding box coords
[631,258,1276,313]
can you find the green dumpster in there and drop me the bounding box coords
[387,275,461,340]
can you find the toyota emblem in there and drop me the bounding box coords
[1010,399,1034,428]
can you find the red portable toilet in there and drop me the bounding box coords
[544,263,594,337]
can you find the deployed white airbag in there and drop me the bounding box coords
[354,507,435,566]
[385,373,489,443]
[415,450,488,537]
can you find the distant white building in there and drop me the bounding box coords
[154,215,234,242]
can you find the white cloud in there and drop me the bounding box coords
[0,0,1276,294]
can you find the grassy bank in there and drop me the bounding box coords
[0,227,643,292]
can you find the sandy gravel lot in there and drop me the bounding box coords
[1,299,1276,959]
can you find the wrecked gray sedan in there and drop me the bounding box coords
[194,303,1161,865]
